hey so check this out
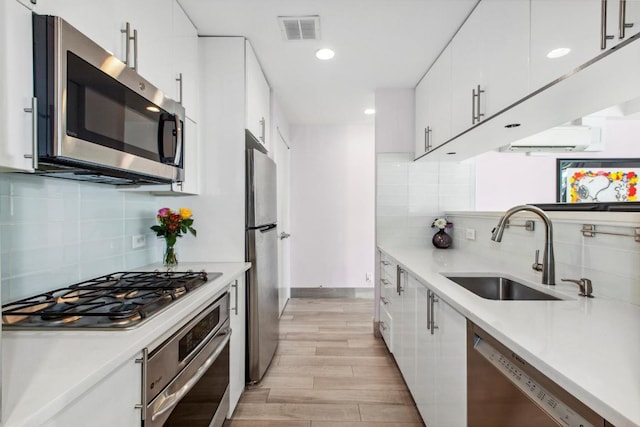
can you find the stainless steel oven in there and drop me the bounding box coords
[144,292,231,427]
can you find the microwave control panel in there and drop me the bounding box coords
[474,338,594,427]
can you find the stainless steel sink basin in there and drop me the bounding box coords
[445,276,561,301]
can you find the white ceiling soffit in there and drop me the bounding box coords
[179,0,479,125]
[278,15,320,41]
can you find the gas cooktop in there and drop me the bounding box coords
[1,270,221,330]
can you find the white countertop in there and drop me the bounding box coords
[1,262,250,427]
[378,243,640,427]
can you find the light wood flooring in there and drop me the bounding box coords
[225,298,425,427]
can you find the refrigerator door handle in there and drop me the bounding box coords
[259,224,277,233]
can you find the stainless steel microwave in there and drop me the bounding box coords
[32,14,184,185]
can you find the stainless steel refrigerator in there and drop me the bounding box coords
[245,146,279,383]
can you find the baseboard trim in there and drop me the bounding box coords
[290,287,374,299]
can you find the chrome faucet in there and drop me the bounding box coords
[491,205,555,285]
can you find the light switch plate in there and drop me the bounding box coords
[132,234,147,249]
[465,228,476,240]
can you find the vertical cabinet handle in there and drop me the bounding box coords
[396,266,405,295]
[427,290,432,330]
[121,22,139,70]
[259,117,266,142]
[132,28,139,71]
[619,0,634,39]
[23,97,38,170]
[424,126,432,152]
[601,0,615,49]
[176,73,183,104]
[231,280,239,315]
[471,87,476,124]
[121,22,131,67]
[430,291,439,335]
[424,127,428,152]
[472,84,485,124]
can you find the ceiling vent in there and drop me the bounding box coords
[278,15,320,41]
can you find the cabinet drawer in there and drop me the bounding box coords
[379,303,393,352]
[380,277,395,301]
[380,258,396,280]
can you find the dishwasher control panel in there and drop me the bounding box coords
[474,337,594,427]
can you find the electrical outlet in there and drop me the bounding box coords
[465,228,476,240]
[132,234,147,249]
[366,272,372,282]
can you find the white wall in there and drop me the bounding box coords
[290,125,375,288]
[375,89,414,153]
[475,118,640,211]
[272,94,292,312]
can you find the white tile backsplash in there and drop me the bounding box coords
[0,173,162,304]
[376,153,475,248]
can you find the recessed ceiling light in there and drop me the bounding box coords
[364,108,375,115]
[146,106,160,113]
[315,48,335,60]
[546,48,571,59]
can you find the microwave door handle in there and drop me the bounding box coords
[157,113,168,162]
[173,113,183,167]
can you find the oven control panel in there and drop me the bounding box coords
[474,338,594,427]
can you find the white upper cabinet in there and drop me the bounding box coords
[414,45,452,160]
[245,40,271,151]
[450,0,530,136]
[173,3,199,121]
[35,0,187,101]
[0,0,34,172]
[35,0,124,62]
[530,0,640,90]
[115,0,175,99]
[414,76,430,158]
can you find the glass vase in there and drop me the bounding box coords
[163,241,178,267]
[432,229,452,249]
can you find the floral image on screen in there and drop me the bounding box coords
[566,168,638,203]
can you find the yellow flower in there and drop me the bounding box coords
[179,207,192,219]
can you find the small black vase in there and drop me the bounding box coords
[432,229,452,249]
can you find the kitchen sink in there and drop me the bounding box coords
[445,276,561,301]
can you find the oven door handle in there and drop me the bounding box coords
[150,329,231,422]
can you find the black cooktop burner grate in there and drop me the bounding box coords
[2,270,214,329]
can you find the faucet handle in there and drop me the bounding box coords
[532,249,543,272]
[561,278,594,298]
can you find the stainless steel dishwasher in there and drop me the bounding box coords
[467,322,613,427]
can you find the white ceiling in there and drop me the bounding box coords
[179,0,479,125]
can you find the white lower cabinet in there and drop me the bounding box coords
[397,273,418,392]
[412,281,466,427]
[43,355,142,427]
[433,290,467,426]
[229,276,247,417]
[378,252,467,427]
